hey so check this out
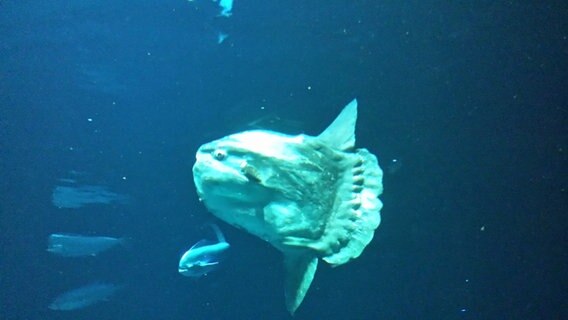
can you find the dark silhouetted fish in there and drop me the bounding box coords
[47,234,128,257]
[48,282,121,311]
[51,185,128,209]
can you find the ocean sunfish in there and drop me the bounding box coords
[192,98,383,314]
[178,224,230,277]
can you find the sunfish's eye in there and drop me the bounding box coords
[213,149,227,161]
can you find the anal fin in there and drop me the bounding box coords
[284,252,318,315]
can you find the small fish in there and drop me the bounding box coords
[47,234,128,257]
[178,224,230,277]
[52,185,128,209]
[49,282,121,311]
[218,0,233,17]
[217,32,229,44]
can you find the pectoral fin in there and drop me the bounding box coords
[284,252,318,315]
[240,160,262,183]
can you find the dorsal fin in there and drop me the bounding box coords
[190,239,211,250]
[317,99,358,150]
[208,223,226,243]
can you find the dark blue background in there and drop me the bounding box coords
[1,1,566,319]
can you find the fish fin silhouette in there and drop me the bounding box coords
[190,239,213,250]
[317,99,357,151]
[284,252,318,315]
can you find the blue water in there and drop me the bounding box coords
[1,1,566,319]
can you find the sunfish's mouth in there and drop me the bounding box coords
[193,160,249,186]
